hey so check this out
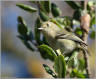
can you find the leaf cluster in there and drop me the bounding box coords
[16,0,95,78]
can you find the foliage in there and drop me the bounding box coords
[16,0,95,78]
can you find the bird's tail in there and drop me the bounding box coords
[79,46,90,56]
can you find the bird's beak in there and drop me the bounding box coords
[38,28,44,30]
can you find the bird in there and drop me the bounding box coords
[38,21,89,55]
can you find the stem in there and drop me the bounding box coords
[82,32,91,77]
[81,0,91,77]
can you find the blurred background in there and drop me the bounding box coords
[1,1,95,78]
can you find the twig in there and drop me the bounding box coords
[82,31,91,77]
[80,0,91,77]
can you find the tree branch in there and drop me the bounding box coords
[80,0,91,77]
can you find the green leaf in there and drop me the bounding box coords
[78,59,85,71]
[39,10,49,21]
[74,27,83,37]
[73,9,81,21]
[30,1,36,3]
[23,41,34,51]
[54,55,66,78]
[28,31,34,41]
[34,18,43,45]
[90,17,95,27]
[42,36,49,45]
[55,17,65,25]
[44,1,51,13]
[17,16,28,36]
[17,16,27,26]
[18,35,34,51]
[88,1,94,7]
[43,64,57,78]
[38,44,57,61]
[67,51,79,68]
[51,3,62,17]
[40,1,51,13]
[65,1,81,10]
[18,24,28,36]
[89,30,95,39]
[70,69,86,78]
[55,16,72,27]
[50,18,63,29]
[39,1,47,13]
[63,16,72,27]
[16,3,37,13]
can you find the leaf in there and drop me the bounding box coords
[18,35,34,51]
[54,55,66,78]
[55,17,65,25]
[78,59,85,71]
[38,44,57,61]
[17,16,28,36]
[63,16,72,28]
[34,18,43,45]
[51,3,62,17]
[65,1,81,10]
[42,36,49,45]
[73,9,81,21]
[18,24,28,36]
[16,3,37,13]
[89,30,95,39]
[26,30,34,41]
[40,1,51,13]
[55,16,72,27]
[70,69,86,78]
[23,41,34,51]
[50,18,63,29]
[43,64,57,78]
[17,16,27,26]
[67,51,79,68]
[39,10,49,21]
[90,17,95,27]
[74,27,83,37]
[88,1,94,7]
[44,1,51,13]
[30,1,36,3]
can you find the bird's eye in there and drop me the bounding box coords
[47,23,50,27]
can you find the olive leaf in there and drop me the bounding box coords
[78,59,85,72]
[67,51,79,68]
[34,17,43,45]
[43,64,57,78]
[40,1,51,13]
[50,18,63,29]
[17,16,28,36]
[54,55,66,78]
[39,10,49,21]
[74,27,83,37]
[18,23,28,36]
[18,35,34,51]
[73,9,81,21]
[90,17,95,27]
[16,3,37,13]
[65,1,81,10]
[51,3,62,17]
[38,44,57,61]
[70,69,86,78]
[89,30,95,39]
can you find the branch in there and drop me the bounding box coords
[80,0,91,77]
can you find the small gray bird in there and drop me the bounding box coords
[38,21,89,55]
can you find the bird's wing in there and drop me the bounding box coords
[55,33,88,46]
